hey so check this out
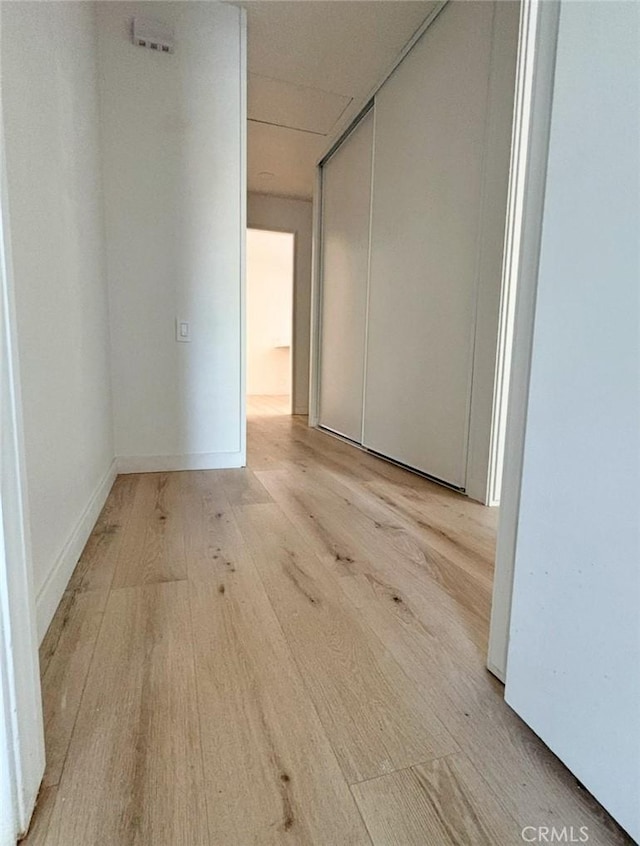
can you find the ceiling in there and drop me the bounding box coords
[236,1,439,201]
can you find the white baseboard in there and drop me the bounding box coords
[36,458,118,642]
[117,451,245,474]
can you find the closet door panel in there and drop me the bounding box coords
[318,109,374,442]
[363,2,495,487]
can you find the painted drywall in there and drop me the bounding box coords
[247,193,313,414]
[1,62,46,836]
[505,2,640,839]
[97,2,246,471]
[246,229,294,397]
[1,1,116,639]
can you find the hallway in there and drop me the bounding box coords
[27,400,629,845]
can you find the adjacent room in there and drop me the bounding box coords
[246,227,295,416]
[0,2,638,845]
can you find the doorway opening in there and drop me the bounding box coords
[246,227,295,417]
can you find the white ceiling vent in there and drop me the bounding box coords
[132,18,174,54]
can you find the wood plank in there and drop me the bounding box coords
[246,430,630,844]
[40,589,105,786]
[39,591,77,679]
[266,457,495,582]
[179,470,252,584]
[233,501,457,784]
[365,477,496,571]
[190,576,371,845]
[213,467,273,505]
[278,409,498,537]
[338,572,633,845]
[254,464,491,644]
[40,475,140,674]
[246,412,296,471]
[288,415,435,489]
[180,470,371,843]
[67,474,139,594]
[247,394,290,417]
[351,753,519,845]
[46,582,208,846]
[318,457,498,570]
[21,786,58,846]
[247,405,419,489]
[111,473,186,588]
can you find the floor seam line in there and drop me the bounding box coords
[348,751,459,788]
[184,514,215,844]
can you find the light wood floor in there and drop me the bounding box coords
[26,396,631,845]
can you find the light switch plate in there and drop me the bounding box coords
[175,318,191,343]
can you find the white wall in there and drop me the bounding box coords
[1,48,46,835]
[505,2,640,839]
[98,2,246,471]
[247,193,313,414]
[1,2,116,639]
[246,229,293,397]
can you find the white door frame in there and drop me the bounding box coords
[487,0,561,681]
[0,73,46,843]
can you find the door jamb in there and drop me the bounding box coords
[487,0,561,680]
[0,92,46,843]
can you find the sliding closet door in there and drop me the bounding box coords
[363,2,496,487]
[318,109,373,442]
